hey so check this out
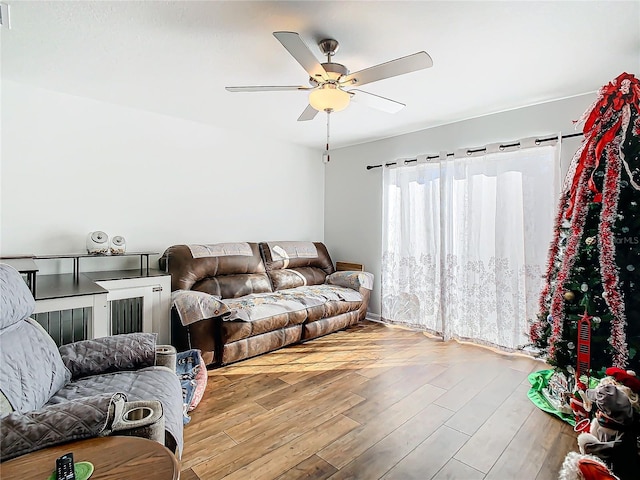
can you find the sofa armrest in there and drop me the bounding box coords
[155,345,177,371]
[0,393,123,461]
[336,261,364,272]
[58,333,157,379]
[326,271,374,291]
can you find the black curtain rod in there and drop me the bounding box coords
[365,132,584,170]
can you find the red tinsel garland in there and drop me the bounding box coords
[599,107,630,367]
[547,159,592,361]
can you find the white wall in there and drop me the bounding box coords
[324,93,596,315]
[1,80,324,273]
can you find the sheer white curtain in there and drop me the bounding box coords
[381,143,561,350]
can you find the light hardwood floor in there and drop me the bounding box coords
[180,321,578,480]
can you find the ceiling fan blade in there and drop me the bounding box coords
[341,51,433,87]
[226,85,312,92]
[349,89,405,113]
[273,31,329,81]
[297,104,319,122]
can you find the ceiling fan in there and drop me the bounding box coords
[226,31,433,121]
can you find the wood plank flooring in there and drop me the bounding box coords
[180,321,578,480]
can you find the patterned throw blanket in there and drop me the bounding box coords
[171,284,364,326]
[187,242,253,258]
[176,350,206,424]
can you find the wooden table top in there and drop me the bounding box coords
[0,436,179,480]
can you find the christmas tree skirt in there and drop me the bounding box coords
[527,369,598,426]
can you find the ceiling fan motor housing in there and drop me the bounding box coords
[318,38,339,57]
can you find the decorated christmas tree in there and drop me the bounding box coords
[530,72,640,378]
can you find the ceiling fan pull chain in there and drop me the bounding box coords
[325,111,331,163]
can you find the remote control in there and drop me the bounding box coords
[56,453,76,480]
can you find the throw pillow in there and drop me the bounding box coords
[59,333,157,379]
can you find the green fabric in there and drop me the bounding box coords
[527,369,599,426]
[48,461,94,480]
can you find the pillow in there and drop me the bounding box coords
[59,333,157,379]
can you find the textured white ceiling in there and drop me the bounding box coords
[2,1,639,150]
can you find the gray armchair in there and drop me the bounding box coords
[0,264,184,461]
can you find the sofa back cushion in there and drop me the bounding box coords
[0,264,36,330]
[159,242,272,299]
[260,242,335,291]
[0,319,71,413]
[0,264,71,412]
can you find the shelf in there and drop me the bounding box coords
[2,252,161,298]
[34,269,170,300]
[0,257,39,295]
[83,269,168,282]
[34,251,158,280]
[35,274,108,300]
[34,252,158,260]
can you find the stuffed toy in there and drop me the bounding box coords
[560,370,640,480]
[570,379,593,433]
[559,452,619,480]
[605,367,640,393]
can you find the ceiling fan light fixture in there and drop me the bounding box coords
[309,84,350,112]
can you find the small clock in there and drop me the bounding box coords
[86,231,109,254]
[110,235,126,255]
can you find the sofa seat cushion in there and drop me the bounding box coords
[304,300,363,323]
[47,366,184,457]
[302,311,360,340]
[221,325,303,365]
[221,309,307,343]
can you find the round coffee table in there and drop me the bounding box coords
[0,436,179,479]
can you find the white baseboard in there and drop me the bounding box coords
[365,312,382,323]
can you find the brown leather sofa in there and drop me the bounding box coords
[159,241,373,366]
